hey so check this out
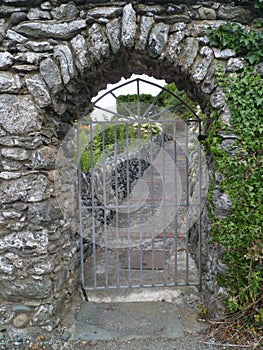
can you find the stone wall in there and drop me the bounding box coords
[0,0,259,332]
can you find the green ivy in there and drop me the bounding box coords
[207,22,263,64]
[204,64,263,343]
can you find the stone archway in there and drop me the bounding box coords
[0,0,256,331]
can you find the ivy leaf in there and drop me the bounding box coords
[246,52,258,64]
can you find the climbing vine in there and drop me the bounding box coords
[206,24,263,346]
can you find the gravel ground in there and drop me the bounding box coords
[0,329,258,350]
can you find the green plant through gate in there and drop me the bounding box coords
[206,24,263,346]
[78,122,162,172]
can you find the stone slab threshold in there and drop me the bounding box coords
[74,300,207,342]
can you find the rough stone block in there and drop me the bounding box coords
[148,22,170,58]
[0,174,48,203]
[0,51,14,69]
[13,20,87,39]
[25,74,51,108]
[40,57,62,94]
[122,3,137,49]
[0,94,41,135]
[88,23,109,64]
[1,148,29,161]
[106,18,121,54]
[0,72,21,92]
[54,44,75,85]
[70,34,89,71]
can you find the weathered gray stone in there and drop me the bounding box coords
[0,94,41,135]
[148,22,170,58]
[1,275,52,300]
[13,20,87,40]
[219,105,231,127]
[218,5,252,24]
[10,11,27,25]
[135,16,154,52]
[191,47,214,83]
[41,2,51,10]
[226,57,244,72]
[201,65,217,94]
[25,74,51,108]
[213,48,235,59]
[1,148,29,161]
[135,4,164,15]
[51,3,79,20]
[161,31,185,62]
[0,72,21,92]
[213,190,232,219]
[28,9,51,20]
[166,4,184,14]
[40,58,62,94]
[6,29,27,43]
[186,21,226,37]
[197,36,210,45]
[88,7,122,18]
[210,87,226,109]
[170,22,186,32]
[106,18,121,55]
[29,146,56,170]
[0,135,43,150]
[15,51,51,65]
[31,304,54,326]
[26,40,54,52]
[177,37,199,72]
[155,15,191,24]
[54,44,75,85]
[70,34,88,71]
[198,7,217,20]
[28,201,61,224]
[0,52,14,69]
[13,64,38,72]
[0,172,21,180]
[0,229,48,254]
[122,4,137,49]
[2,210,23,219]
[2,160,23,171]
[88,23,110,64]
[0,174,48,203]
[0,5,27,16]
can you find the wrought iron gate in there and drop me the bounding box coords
[77,78,206,292]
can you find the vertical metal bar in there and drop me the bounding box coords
[150,121,155,287]
[89,123,97,289]
[114,122,120,288]
[137,121,143,287]
[162,127,167,286]
[101,122,109,288]
[198,129,203,292]
[173,120,178,286]
[137,79,141,118]
[185,121,189,285]
[125,123,131,287]
[77,121,85,289]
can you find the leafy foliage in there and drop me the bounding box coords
[207,22,263,63]
[79,122,161,172]
[205,66,263,344]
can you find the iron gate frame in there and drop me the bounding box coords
[77,78,204,293]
